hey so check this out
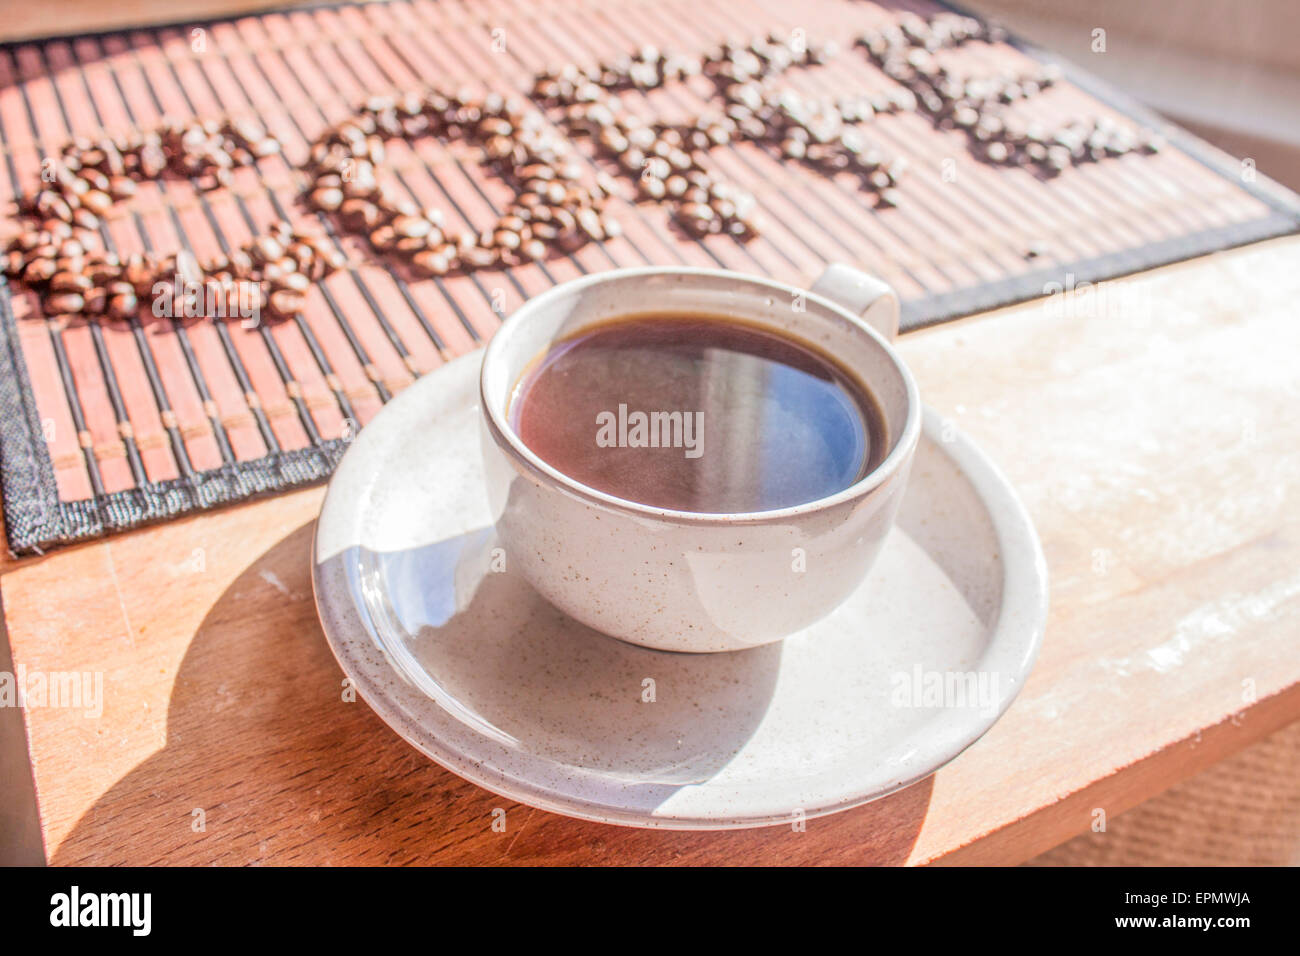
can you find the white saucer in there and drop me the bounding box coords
[312,351,1047,829]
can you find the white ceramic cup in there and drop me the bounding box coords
[479,264,922,653]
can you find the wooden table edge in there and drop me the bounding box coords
[927,684,1300,866]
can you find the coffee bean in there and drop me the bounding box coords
[319,249,347,272]
[639,177,666,200]
[36,192,73,222]
[252,236,284,263]
[274,272,310,293]
[139,144,167,179]
[268,289,305,316]
[340,199,382,231]
[864,168,891,190]
[287,242,315,270]
[51,272,92,294]
[46,292,85,314]
[519,239,547,261]
[576,208,607,241]
[984,142,1010,164]
[300,237,338,262]
[79,189,112,216]
[411,249,451,276]
[23,259,56,283]
[391,215,432,239]
[124,257,156,294]
[369,226,397,251]
[85,261,117,284]
[493,229,522,251]
[54,257,85,278]
[679,201,714,228]
[231,118,266,144]
[310,187,343,212]
[83,288,108,315]
[108,292,138,319]
[389,236,424,256]
[295,256,323,281]
[462,246,498,268]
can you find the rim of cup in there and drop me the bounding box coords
[480,266,923,526]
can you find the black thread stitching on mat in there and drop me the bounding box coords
[0,277,64,551]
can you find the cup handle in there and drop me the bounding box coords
[811,263,900,343]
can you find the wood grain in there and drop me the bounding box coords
[4,234,1300,865]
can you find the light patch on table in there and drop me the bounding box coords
[259,569,296,599]
[1102,570,1300,676]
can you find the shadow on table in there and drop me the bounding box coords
[53,519,933,865]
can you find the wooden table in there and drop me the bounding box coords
[4,235,1299,865]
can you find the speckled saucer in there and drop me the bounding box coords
[312,351,1048,829]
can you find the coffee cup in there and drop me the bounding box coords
[479,264,921,653]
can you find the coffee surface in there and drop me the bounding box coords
[509,314,887,513]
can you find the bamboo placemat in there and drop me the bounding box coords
[0,0,1297,553]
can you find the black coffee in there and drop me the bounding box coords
[509,313,887,513]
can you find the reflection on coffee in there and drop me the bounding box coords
[508,313,888,513]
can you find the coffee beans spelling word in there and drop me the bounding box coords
[3,11,1166,324]
[537,33,908,223]
[855,12,1164,176]
[3,116,346,322]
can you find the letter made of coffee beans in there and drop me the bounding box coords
[855,12,1164,176]
[3,117,345,323]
